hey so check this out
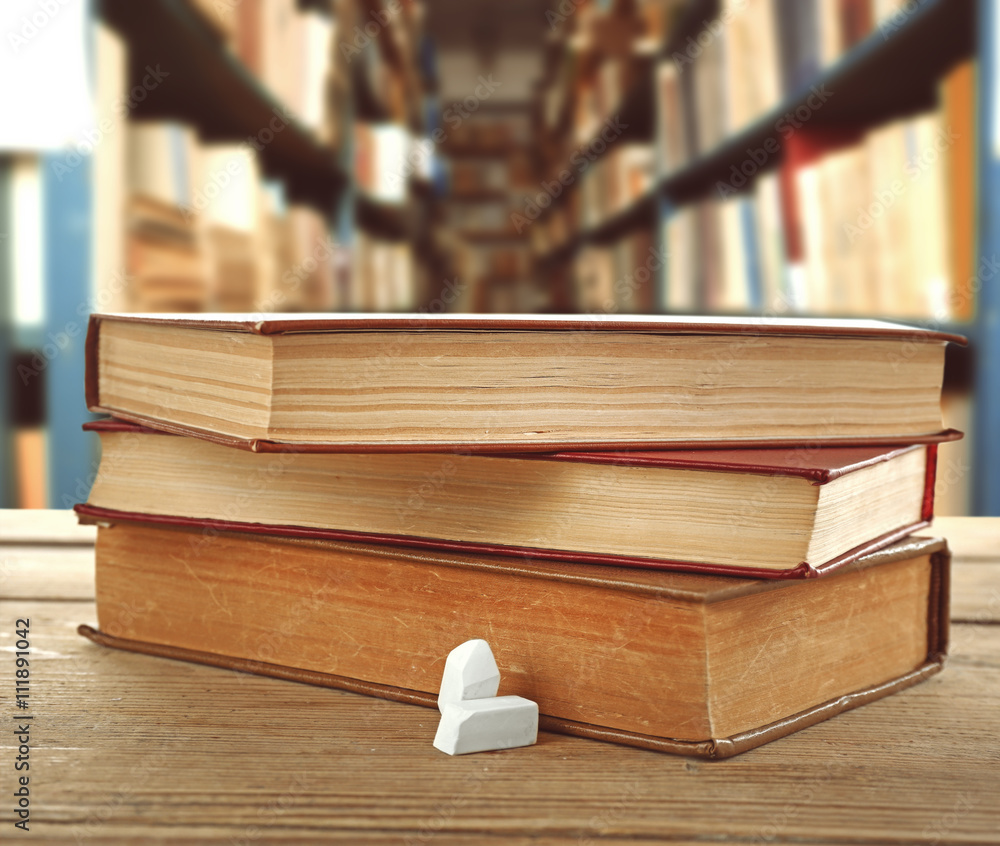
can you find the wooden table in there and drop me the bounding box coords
[1,511,998,844]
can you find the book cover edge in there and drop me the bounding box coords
[79,407,965,455]
[83,417,935,480]
[73,502,936,584]
[85,311,970,345]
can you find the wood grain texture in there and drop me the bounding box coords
[0,509,96,545]
[951,563,1000,622]
[0,512,998,843]
[930,517,1000,560]
[0,546,95,600]
[0,599,997,843]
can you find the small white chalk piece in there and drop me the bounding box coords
[437,639,500,713]
[433,696,539,756]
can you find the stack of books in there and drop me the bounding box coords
[76,313,961,757]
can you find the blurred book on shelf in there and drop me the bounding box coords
[351,234,418,311]
[232,0,338,141]
[276,205,343,311]
[355,122,411,204]
[656,62,689,173]
[579,143,656,230]
[124,121,211,312]
[573,228,659,314]
[721,0,782,134]
[439,109,541,312]
[941,59,976,322]
[785,102,965,318]
[661,0,970,165]
[199,143,263,312]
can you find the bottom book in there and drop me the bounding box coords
[77,517,949,758]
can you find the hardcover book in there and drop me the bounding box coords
[85,313,963,451]
[78,518,949,758]
[80,419,937,578]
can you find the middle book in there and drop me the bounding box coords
[79,420,935,579]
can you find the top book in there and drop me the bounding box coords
[85,313,964,451]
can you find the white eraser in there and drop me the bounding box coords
[437,639,500,713]
[433,696,539,756]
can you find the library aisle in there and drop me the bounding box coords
[1,0,997,514]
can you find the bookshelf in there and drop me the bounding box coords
[3,0,997,513]
[534,0,976,282]
[659,0,973,203]
[101,0,348,213]
[108,0,444,261]
[530,0,997,515]
[1,0,444,509]
[439,104,541,312]
[99,0,438,243]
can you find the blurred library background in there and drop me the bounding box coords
[0,0,997,514]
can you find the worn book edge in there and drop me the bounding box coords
[73,502,933,579]
[85,311,971,341]
[79,405,966,454]
[84,418,938,482]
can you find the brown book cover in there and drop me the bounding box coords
[85,312,964,453]
[79,419,937,578]
[77,518,949,758]
[839,0,873,47]
[942,59,976,322]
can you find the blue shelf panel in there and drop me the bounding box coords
[42,153,98,509]
[973,0,1000,515]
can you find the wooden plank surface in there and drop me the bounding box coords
[0,512,998,843]
[0,509,96,545]
[0,546,96,601]
[930,516,1000,560]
